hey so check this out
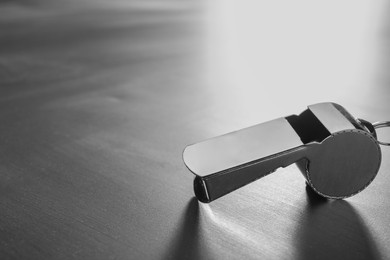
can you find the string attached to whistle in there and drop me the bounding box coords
[358,119,390,146]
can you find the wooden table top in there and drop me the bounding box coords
[1,1,390,259]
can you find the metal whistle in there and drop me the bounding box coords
[183,102,382,203]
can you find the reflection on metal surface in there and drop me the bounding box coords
[184,118,303,177]
[184,102,383,203]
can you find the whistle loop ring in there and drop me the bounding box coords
[372,121,390,146]
[358,118,377,139]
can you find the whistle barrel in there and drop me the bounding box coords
[183,118,310,203]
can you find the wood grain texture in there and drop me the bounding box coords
[1,1,390,259]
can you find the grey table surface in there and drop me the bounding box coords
[1,1,390,259]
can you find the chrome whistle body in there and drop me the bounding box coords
[183,103,382,203]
